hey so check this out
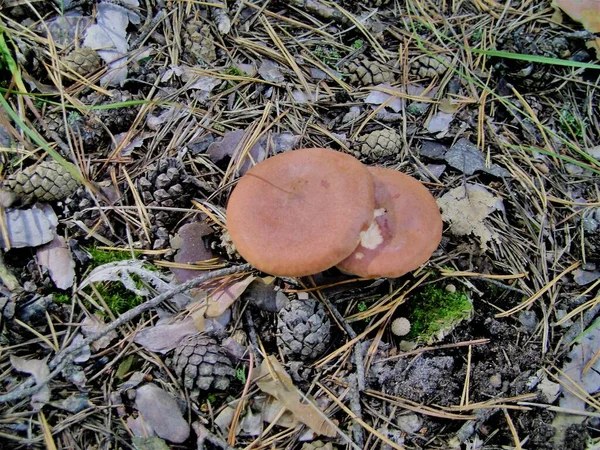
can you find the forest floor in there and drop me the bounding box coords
[0,0,599,449]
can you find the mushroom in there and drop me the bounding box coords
[336,167,442,278]
[226,148,375,277]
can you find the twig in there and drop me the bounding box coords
[192,421,238,450]
[0,264,252,404]
[243,310,263,366]
[319,295,365,446]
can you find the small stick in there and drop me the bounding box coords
[319,295,365,446]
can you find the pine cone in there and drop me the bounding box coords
[167,335,236,391]
[496,29,572,90]
[344,57,394,86]
[64,182,118,239]
[138,158,191,227]
[64,48,102,76]
[2,160,80,205]
[183,21,217,64]
[41,109,104,152]
[277,298,331,360]
[41,92,139,152]
[410,54,451,79]
[357,128,402,160]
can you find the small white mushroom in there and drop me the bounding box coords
[391,317,411,337]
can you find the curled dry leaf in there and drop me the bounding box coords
[10,355,51,408]
[171,222,217,283]
[83,0,140,86]
[0,204,58,249]
[36,235,75,289]
[255,356,336,437]
[134,384,190,443]
[437,184,505,251]
[81,314,119,351]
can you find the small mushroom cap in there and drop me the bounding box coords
[336,167,442,278]
[226,148,375,277]
[391,317,411,336]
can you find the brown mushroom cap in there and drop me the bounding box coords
[226,148,375,277]
[336,167,442,278]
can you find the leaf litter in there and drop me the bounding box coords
[1,0,599,449]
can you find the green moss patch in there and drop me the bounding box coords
[406,284,473,343]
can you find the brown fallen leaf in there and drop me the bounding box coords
[36,235,75,289]
[134,384,190,443]
[204,275,255,318]
[552,0,600,33]
[133,317,199,353]
[10,355,51,408]
[81,314,119,351]
[254,355,336,437]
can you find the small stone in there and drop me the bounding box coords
[489,373,502,388]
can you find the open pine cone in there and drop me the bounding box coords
[277,298,331,360]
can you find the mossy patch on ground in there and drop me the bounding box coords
[405,284,474,343]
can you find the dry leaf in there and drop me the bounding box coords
[552,318,600,445]
[36,235,75,289]
[133,317,199,353]
[205,276,255,317]
[552,0,600,33]
[10,355,51,408]
[426,110,454,135]
[83,0,140,86]
[437,184,505,251]
[255,356,336,437]
[259,395,300,428]
[127,415,156,438]
[0,204,58,249]
[207,129,267,175]
[134,384,190,443]
[258,59,285,83]
[171,222,217,283]
[365,84,403,113]
[79,261,191,306]
[81,314,119,351]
